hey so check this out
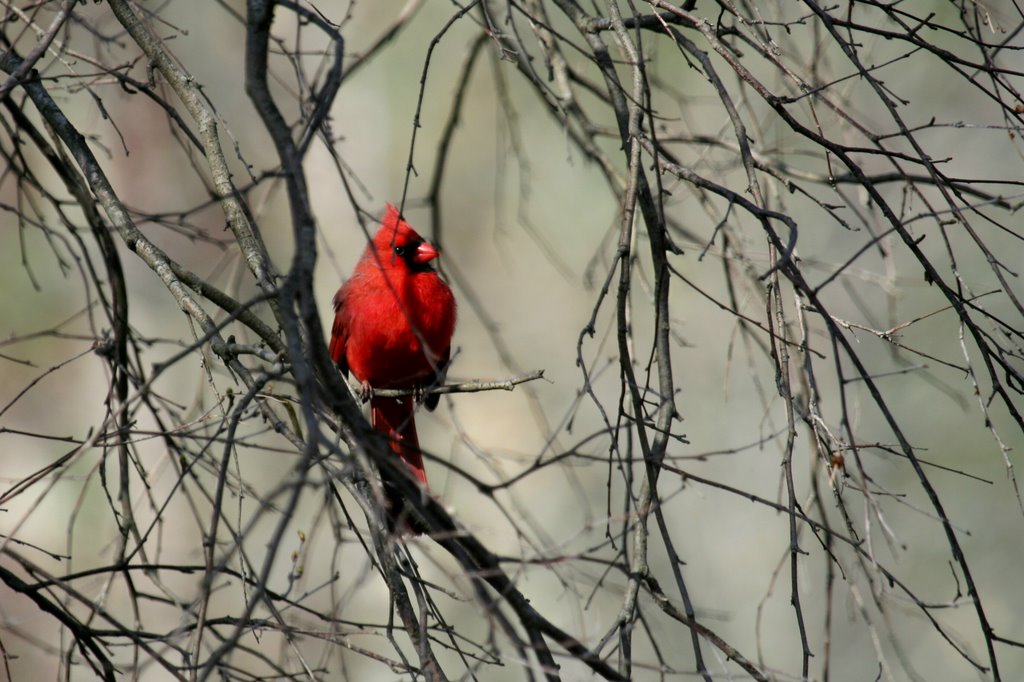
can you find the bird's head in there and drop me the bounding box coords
[372,203,440,273]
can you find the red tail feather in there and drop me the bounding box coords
[370,396,428,485]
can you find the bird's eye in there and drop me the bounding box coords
[393,245,406,257]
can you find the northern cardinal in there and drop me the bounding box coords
[329,204,456,528]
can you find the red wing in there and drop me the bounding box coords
[423,345,450,412]
[329,286,349,376]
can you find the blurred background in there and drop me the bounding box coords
[1,1,1023,680]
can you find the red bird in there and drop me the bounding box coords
[329,204,456,524]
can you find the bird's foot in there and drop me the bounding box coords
[358,381,374,403]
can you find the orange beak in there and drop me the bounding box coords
[414,241,440,265]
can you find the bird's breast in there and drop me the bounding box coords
[344,273,454,387]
